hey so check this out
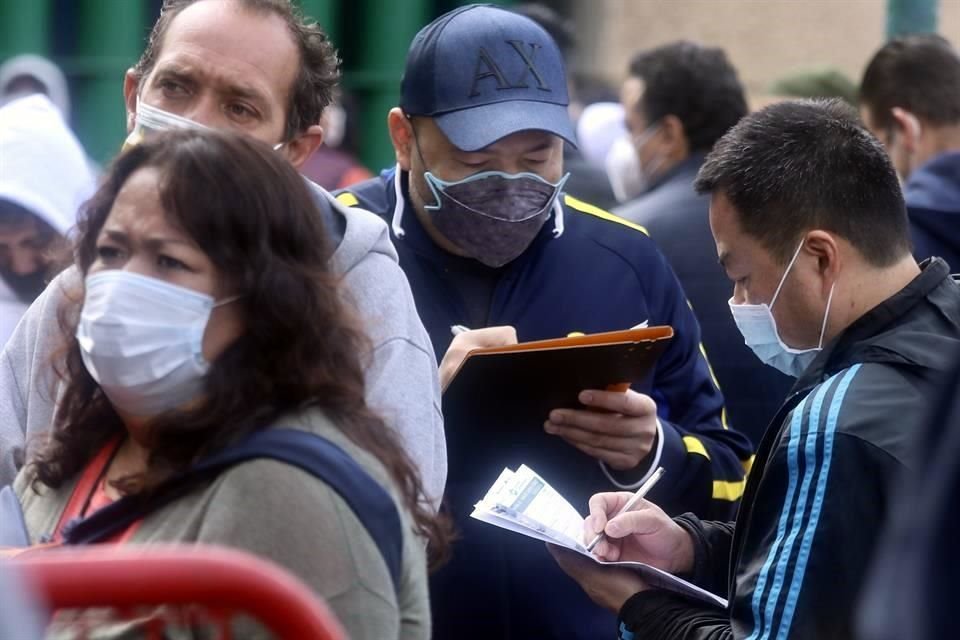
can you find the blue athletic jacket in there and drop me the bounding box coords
[337,167,753,639]
[617,259,960,640]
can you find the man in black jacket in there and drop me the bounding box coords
[550,99,960,639]
[857,347,960,640]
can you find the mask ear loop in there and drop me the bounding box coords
[213,294,242,309]
[391,167,406,238]
[816,282,836,349]
[552,197,565,237]
[407,120,447,209]
[770,239,807,309]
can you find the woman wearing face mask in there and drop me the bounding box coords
[11,129,447,639]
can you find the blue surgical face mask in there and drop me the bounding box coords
[728,240,836,378]
[77,271,240,417]
[420,169,569,268]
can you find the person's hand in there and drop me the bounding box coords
[585,491,694,575]
[547,544,647,612]
[544,389,658,470]
[438,326,518,390]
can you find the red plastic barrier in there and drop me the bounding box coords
[11,544,347,640]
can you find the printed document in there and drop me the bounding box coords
[471,465,728,609]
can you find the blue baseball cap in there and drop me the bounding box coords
[400,4,577,152]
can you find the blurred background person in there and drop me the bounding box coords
[0,54,71,116]
[513,2,619,209]
[0,53,101,177]
[0,94,95,345]
[575,101,627,174]
[612,41,788,445]
[14,129,448,639]
[859,34,960,272]
[299,88,374,190]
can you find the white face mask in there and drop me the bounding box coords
[605,135,644,203]
[605,126,665,203]
[122,99,210,151]
[76,270,238,417]
[728,240,836,378]
[124,99,287,153]
[630,124,666,193]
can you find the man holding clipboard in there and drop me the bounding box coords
[335,5,752,638]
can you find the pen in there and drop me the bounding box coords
[585,466,665,553]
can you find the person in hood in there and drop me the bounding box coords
[0,54,101,178]
[860,35,960,272]
[0,94,95,345]
[0,54,71,117]
[550,99,960,640]
[0,0,447,509]
[335,5,753,638]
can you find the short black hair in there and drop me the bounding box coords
[628,41,748,152]
[860,34,960,130]
[695,99,911,267]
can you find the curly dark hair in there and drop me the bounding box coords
[30,129,450,565]
[133,0,341,140]
[629,41,748,153]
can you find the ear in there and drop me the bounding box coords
[891,107,922,152]
[803,230,841,296]
[388,107,415,171]
[123,69,140,133]
[658,114,689,158]
[283,124,324,169]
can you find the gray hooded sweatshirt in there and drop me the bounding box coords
[0,185,447,506]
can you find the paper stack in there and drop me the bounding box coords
[471,465,728,609]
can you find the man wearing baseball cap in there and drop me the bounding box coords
[336,5,752,637]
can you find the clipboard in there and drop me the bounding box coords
[441,326,673,507]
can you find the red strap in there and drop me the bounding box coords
[53,436,143,543]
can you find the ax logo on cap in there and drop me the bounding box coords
[468,40,552,97]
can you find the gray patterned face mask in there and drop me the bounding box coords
[421,170,568,268]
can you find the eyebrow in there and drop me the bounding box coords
[153,65,272,112]
[102,229,195,250]
[525,140,554,153]
[462,139,556,159]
